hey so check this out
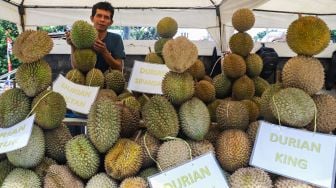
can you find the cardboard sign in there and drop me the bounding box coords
[250,121,336,188]
[0,114,35,153]
[127,61,169,94]
[148,152,229,188]
[53,75,99,114]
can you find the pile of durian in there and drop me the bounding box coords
[0,10,334,188]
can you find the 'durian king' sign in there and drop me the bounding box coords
[250,121,336,188]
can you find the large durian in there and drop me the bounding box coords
[73,48,96,73]
[216,100,249,130]
[134,132,160,168]
[145,52,164,64]
[232,8,255,32]
[86,173,118,188]
[253,76,270,97]
[33,157,57,178]
[232,75,255,100]
[194,80,216,103]
[0,159,14,186]
[104,69,125,94]
[86,68,104,87]
[230,167,272,188]
[187,59,206,80]
[213,73,232,98]
[120,177,148,188]
[71,20,97,49]
[187,140,215,158]
[222,53,246,79]
[245,53,263,78]
[156,17,178,38]
[229,33,253,57]
[65,68,85,85]
[260,83,282,123]
[2,168,41,188]
[44,165,84,188]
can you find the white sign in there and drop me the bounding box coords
[148,152,229,188]
[53,75,99,114]
[250,121,336,188]
[127,61,169,94]
[0,114,35,153]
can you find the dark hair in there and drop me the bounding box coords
[91,2,114,20]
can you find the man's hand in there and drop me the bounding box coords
[65,31,73,46]
[93,39,109,55]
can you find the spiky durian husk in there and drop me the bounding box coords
[7,125,45,168]
[216,129,251,172]
[253,77,270,97]
[230,167,272,188]
[134,132,160,168]
[222,53,246,79]
[117,103,140,138]
[96,89,118,101]
[2,168,41,188]
[86,173,118,188]
[121,96,141,112]
[213,73,232,98]
[204,123,222,146]
[154,37,171,55]
[0,88,30,128]
[120,177,148,188]
[162,36,198,73]
[145,52,164,64]
[232,8,255,32]
[87,98,121,153]
[44,123,72,163]
[287,16,330,56]
[33,157,57,178]
[73,48,96,73]
[260,83,282,123]
[241,99,260,122]
[187,139,215,158]
[245,53,263,78]
[44,165,84,188]
[179,97,210,140]
[162,71,195,105]
[156,17,178,38]
[229,33,253,57]
[142,95,179,139]
[0,159,14,186]
[65,135,100,179]
[32,90,66,129]
[139,167,159,179]
[207,99,225,122]
[86,68,104,87]
[274,177,314,188]
[16,59,52,97]
[104,69,125,94]
[71,20,97,49]
[195,80,216,104]
[13,30,53,63]
[282,56,324,95]
[104,138,143,180]
[65,68,85,85]
[216,100,249,130]
[187,59,206,80]
[247,121,260,143]
[232,75,255,100]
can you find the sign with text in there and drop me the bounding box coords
[0,114,35,154]
[127,61,169,94]
[148,152,229,188]
[250,121,336,188]
[53,75,99,114]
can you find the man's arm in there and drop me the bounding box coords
[65,31,77,68]
[94,39,122,71]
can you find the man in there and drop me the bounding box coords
[66,2,125,72]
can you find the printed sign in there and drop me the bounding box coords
[250,121,336,188]
[148,152,229,188]
[53,75,99,114]
[0,114,35,153]
[127,61,169,94]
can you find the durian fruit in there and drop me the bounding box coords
[162,71,195,105]
[213,73,232,98]
[230,167,272,188]
[139,167,159,179]
[282,56,324,95]
[65,135,100,179]
[187,59,206,80]
[0,88,30,128]
[44,123,72,163]
[270,88,315,128]
[252,96,262,109]
[216,129,251,172]
[232,8,255,32]
[142,95,179,139]
[204,123,222,146]
[207,99,224,122]
[65,68,85,85]
[216,100,249,130]
[232,75,255,100]
[0,159,14,186]
[12,30,53,63]
[96,89,118,101]
[2,168,41,188]
[117,103,140,138]
[155,38,171,55]
[287,16,330,56]
[104,138,143,180]
[121,96,141,112]
[203,75,213,83]
[156,17,178,38]
[16,59,52,97]
[86,68,104,87]
[73,48,96,73]
[134,132,160,168]
[229,33,253,57]
[187,140,215,158]
[120,177,148,188]
[245,53,263,78]
[7,125,45,168]
[117,91,133,100]
[241,99,260,122]
[157,139,191,170]
[247,121,260,143]
[274,177,314,188]
[253,77,270,97]
[104,69,125,94]
[32,90,66,129]
[86,173,118,188]
[44,165,84,188]
[260,83,282,123]
[33,157,57,178]
[179,97,210,140]
[145,52,164,64]
[222,53,246,79]
[87,98,120,153]
[162,36,198,73]
[194,80,216,103]
[71,20,97,49]
[306,94,336,133]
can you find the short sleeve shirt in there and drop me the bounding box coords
[95,32,126,73]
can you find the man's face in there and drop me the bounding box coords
[91,9,113,32]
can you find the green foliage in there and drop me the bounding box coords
[0,20,20,75]
[37,25,66,33]
[130,27,158,40]
[331,30,336,43]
